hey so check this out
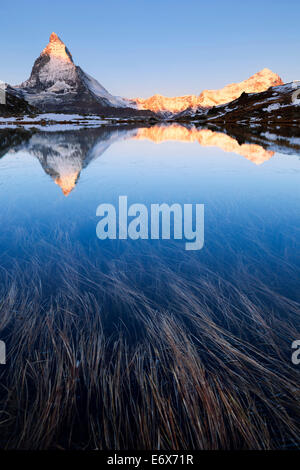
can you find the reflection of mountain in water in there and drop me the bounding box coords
[9,127,136,195]
[209,123,300,157]
[134,125,274,165]
[2,123,299,195]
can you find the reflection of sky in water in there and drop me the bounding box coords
[0,129,300,302]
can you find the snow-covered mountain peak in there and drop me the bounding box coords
[42,32,74,64]
[135,69,283,113]
[49,32,60,43]
[12,33,144,114]
[17,32,77,92]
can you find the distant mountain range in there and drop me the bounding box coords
[175,82,300,124]
[135,68,283,113]
[1,32,299,123]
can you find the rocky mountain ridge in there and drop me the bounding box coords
[175,82,300,125]
[134,68,283,114]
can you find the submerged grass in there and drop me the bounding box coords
[0,228,299,450]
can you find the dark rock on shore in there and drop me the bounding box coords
[0,86,37,117]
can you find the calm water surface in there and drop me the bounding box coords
[0,125,299,303]
[0,124,300,449]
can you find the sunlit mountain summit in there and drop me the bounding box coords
[13,33,142,116]
[135,68,283,114]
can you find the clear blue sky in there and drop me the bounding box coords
[1,0,299,98]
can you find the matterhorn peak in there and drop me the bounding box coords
[49,32,60,42]
[14,32,139,113]
[42,32,73,63]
